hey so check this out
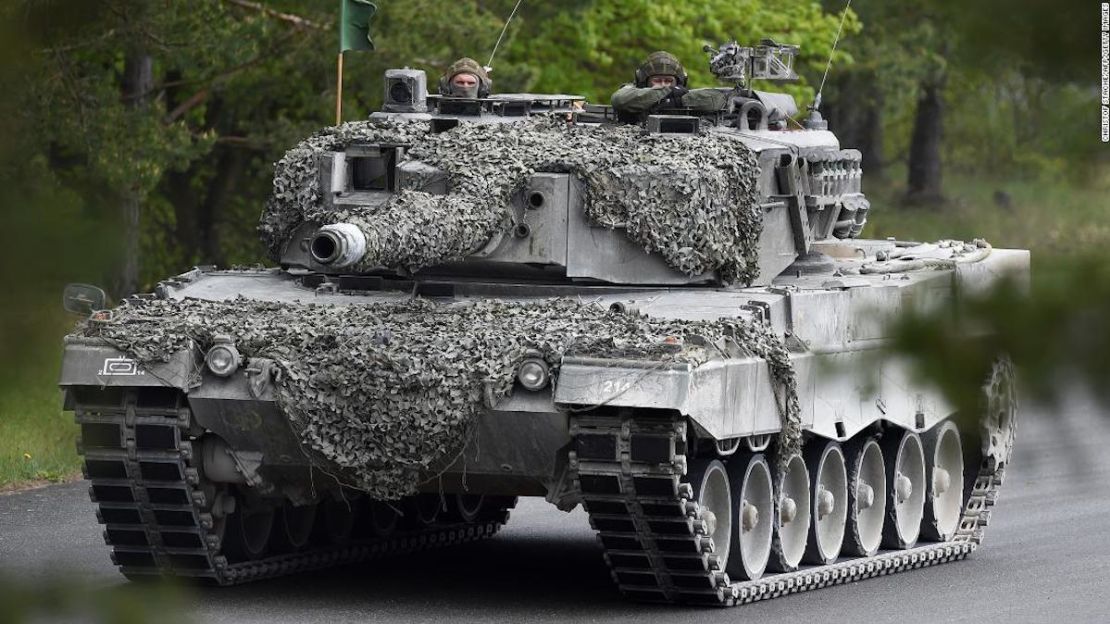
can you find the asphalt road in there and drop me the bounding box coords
[3,399,1110,624]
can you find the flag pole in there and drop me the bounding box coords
[335,51,344,126]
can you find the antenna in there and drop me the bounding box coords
[486,0,525,73]
[812,0,853,113]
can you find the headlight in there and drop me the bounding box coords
[517,357,550,391]
[205,341,241,377]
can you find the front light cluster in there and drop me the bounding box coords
[205,336,241,377]
[516,356,550,391]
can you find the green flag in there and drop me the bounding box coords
[340,0,376,52]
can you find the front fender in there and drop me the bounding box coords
[59,336,198,390]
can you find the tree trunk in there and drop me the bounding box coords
[824,73,885,180]
[198,143,245,268]
[906,75,946,206]
[118,52,153,296]
[860,90,885,181]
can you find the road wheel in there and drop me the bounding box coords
[321,496,359,544]
[454,494,485,523]
[223,498,275,561]
[687,459,733,571]
[277,501,317,551]
[769,453,811,572]
[804,441,848,564]
[726,454,773,581]
[922,421,965,541]
[882,429,926,549]
[369,501,400,537]
[844,437,886,557]
[406,493,442,528]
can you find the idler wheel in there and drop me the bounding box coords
[687,459,733,569]
[844,437,887,557]
[803,441,848,565]
[882,429,926,549]
[726,454,773,580]
[769,453,811,572]
[278,501,317,551]
[223,497,275,561]
[922,421,965,541]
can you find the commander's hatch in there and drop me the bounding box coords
[321,142,407,209]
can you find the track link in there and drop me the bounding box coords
[569,409,1010,606]
[72,387,510,585]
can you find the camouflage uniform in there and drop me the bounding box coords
[438,57,492,98]
[610,51,728,118]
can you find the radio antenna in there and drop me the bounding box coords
[486,0,525,73]
[813,0,852,112]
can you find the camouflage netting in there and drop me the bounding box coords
[260,117,764,285]
[82,297,801,499]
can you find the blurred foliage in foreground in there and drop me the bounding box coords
[0,574,190,624]
[884,256,1110,421]
[867,166,1110,420]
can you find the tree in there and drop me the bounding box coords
[510,0,857,106]
[823,0,1100,205]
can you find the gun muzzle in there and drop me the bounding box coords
[310,223,367,268]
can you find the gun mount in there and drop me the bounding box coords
[705,39,800,89]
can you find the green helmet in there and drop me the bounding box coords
[438,57,492,98]
[634,51,688,88]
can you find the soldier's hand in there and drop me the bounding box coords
[656,86,689,110]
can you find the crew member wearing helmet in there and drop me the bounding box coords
[610,51,727,120]
[439,57,492,99]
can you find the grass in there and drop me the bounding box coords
[0,371,80,490]
[864,168,1110,260]
[0,316,81,490]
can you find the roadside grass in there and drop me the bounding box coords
[865,169,1110,260]
[0,370,79,489]
[0,317,80,490]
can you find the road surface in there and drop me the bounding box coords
[3,398,1110,623]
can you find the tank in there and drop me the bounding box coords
[59,42,1026,605]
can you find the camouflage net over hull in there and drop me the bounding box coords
[82,297,800,499]
[260,117,764,285]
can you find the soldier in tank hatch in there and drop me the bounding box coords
[610,51,728,121]
[438,57,492,99]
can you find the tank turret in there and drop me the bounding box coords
[266,52,868,288]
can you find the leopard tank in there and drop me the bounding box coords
[58,41,1026,605]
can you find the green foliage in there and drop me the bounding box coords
[0,376,79,487]
[824,0,1101,183]
[513,0,858,104]
[943,73,1101,180]
[0,304,80,488]
[868,168,1110,259]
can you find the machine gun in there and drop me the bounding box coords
[694,40,801,130]
[704,40,799,93]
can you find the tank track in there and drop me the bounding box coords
[72,387,510,585]
[569,412,1010,606]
